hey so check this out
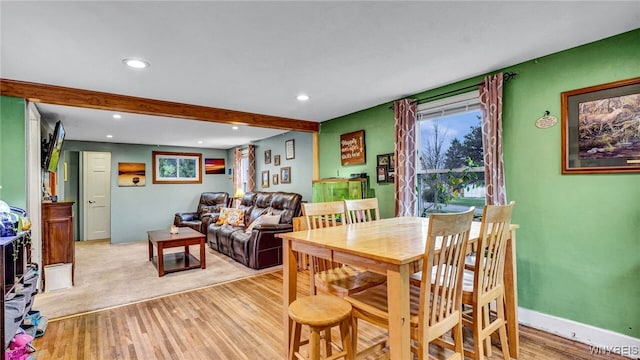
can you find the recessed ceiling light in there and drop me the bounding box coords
[106,134,113,138]
[296,94,309,101]
[197,140,203,144]
[122,58,150,69]
[232,126,239,130]
[113,114,122,119]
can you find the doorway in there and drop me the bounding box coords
[82,151,111,241]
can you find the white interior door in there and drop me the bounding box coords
[82,151,111,241]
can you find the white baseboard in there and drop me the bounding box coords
[518,307,640,359]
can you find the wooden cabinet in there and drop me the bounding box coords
[41,201,75,289]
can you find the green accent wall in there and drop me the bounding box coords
[319,29,640,338]
[0,96,27,209]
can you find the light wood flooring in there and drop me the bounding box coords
[32,270,627,359]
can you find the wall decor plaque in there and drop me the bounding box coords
[340,130,366,166]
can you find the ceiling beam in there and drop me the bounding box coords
[0,78,319,133]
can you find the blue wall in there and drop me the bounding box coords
[62,130,313,243]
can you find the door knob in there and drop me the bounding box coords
[88,200,95,204]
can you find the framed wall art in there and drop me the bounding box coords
[272,173,279,185]
[285,139,295,160]
[152,151,202,184]
[118,162,146,186]
[264,149,272,164]
[205,158,225,174]
[340,130,366,166]
[262,170,270,188]
[274,154,281,166]
[561,77,640,174]
[376,166,387,183]
[280,166,291,184]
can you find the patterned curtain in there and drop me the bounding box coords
[394,99,418,216]
[247,144,256,192]
[479,73,507,205]
[233,147,242,193]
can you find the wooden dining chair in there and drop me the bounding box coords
[343,198,380,224]
[460,201,515,360]
[301,202,387,297]
[344,208,475,359]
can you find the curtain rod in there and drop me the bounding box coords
[389,71,517,110]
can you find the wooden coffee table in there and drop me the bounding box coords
[147,227,206,277]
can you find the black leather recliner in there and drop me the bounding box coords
[174,192,230,233]
[207,191,302,269]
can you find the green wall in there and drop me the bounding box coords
[319,29,640,338]
[0,96,27,209]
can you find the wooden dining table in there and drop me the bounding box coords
[279,216,520,360]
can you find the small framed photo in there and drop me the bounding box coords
[280,166,291,183]
[272,173,279,185]
[264,150,272,164]
[377,154,390,167]
[262,170,270,188]
[376,166,387,183]
[274,155,281,166]
[285,139,295,160]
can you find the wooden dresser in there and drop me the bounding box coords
[41,201,75,289]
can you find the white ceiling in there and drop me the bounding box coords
[1,1,639,149]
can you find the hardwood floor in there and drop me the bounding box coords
[33,270,627,360]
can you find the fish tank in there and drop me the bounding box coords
[312,178,368,203]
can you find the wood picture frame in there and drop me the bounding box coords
[340,130,366,166]
[561,77,640,174]
[262,170,270,188]
[280,166,291,183]
[285,139,295,160]
[272,173,279,185]
[152,151,202,184]
[264,149,271,164]
[274,154,280,166]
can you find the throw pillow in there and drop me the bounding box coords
[225,208,246,227]
[215,207,227,225]
[245,214,281,233]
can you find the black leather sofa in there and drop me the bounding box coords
[207,191,302,269]
[174,192,230,233]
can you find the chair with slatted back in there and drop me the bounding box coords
[460,201,515,360]
[343,198,380,224]
[344,208,474,360]
[301,202,387,298]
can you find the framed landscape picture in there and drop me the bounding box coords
[561,77,640,174]
[262,170,270,188]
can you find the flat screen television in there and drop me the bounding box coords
[43,120,65,173]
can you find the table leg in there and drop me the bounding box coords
[386,264,411,360]
[200,238,206,269]
[504,230,519,359]
[158,243,165,277]
[148,238,153,261]
[283,239,298,359]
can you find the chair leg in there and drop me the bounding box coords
[310,327,321,360]
[473,305,485,360]
[496,295,511,360]
[484,305,492,357]
[324,328,333,357]
[290,322,302,360]
[340,318,354,360]
[452,321,464,357]
[351,316,359,356]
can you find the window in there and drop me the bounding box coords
[416,91,485,216]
